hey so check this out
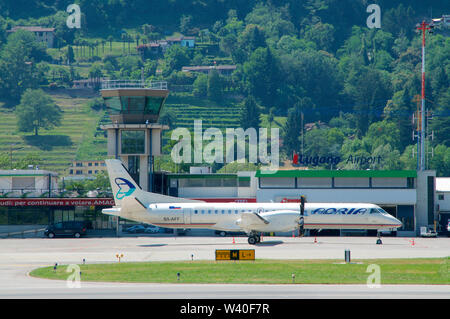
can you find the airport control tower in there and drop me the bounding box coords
[100,80,169,192]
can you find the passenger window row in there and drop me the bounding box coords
[193,209,253,214]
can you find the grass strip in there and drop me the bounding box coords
[30,258,449,285]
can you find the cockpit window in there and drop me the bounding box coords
[369,208,379,214]
[377,208,389,215]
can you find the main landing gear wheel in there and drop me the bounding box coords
[248,234,260,245]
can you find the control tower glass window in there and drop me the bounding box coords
[104,96,164,115]
[145,97,165,114]
[121,130,145,154]
[103,96,121,114]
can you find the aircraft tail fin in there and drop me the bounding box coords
[105,159,203,207]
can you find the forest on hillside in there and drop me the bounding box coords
[0,0,448,175]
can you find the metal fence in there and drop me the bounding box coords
[101,80,167,90]
[0,189,112,198]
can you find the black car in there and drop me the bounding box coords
[44,221,87,238]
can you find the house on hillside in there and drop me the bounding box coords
[304,121,328,131]
[431,15,450,28]
[136,42,163,59]
[166,35,196,48]
[72,78,106,90]
[7,26,55,48]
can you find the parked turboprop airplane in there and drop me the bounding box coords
[102,159,402,244]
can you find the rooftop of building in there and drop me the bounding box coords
[182,65,237,71]
[0,169,58,177]
[8,26,55,32]
[436,177,450,192]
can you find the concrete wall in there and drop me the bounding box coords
[415,170,436,234]
[237,171,257,198]
[179,187,237,198]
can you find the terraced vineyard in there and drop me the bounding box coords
[161,99,286,145]
[0,89,106,174]
[164,104,242,129]
[0,90,284,174]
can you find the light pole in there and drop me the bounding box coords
[9,144,24,169]
[416,21,433,171]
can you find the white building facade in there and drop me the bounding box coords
[0,170,59,197]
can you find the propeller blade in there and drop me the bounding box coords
[298,195,306,236]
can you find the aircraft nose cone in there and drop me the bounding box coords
[390,216,402,228]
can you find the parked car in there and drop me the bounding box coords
[420,226,437,238]
[124,225,146,233]
[45,221,87,238]
[144,225,160,233]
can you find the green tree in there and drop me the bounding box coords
[365,120,401,152]
[383,88,414,151]
[0,153,9,169]
[239,96,260,131]
[207,69,223,102]
[163,45,190,76]
[107,36,114,52]
[429,145,450,177]
[301,22,335,52]
[180,14,193,34]
[431,88,450,147]
[66,45,75,65]
[371,144,402,170]
[282,105,301,154]
[193,73,208,98]
[346,67,392,136]
[243,47,279,109]
[15,89,62,136]
[0,29,47,102]
[267,107,276,127]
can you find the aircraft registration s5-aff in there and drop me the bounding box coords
[102,159,402,244]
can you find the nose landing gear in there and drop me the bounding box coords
[376,231,383,245]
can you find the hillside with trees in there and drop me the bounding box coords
[0,0,448,175]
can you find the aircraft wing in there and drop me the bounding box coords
[237,212,270,230]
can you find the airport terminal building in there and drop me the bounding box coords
[0,166,444,237]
